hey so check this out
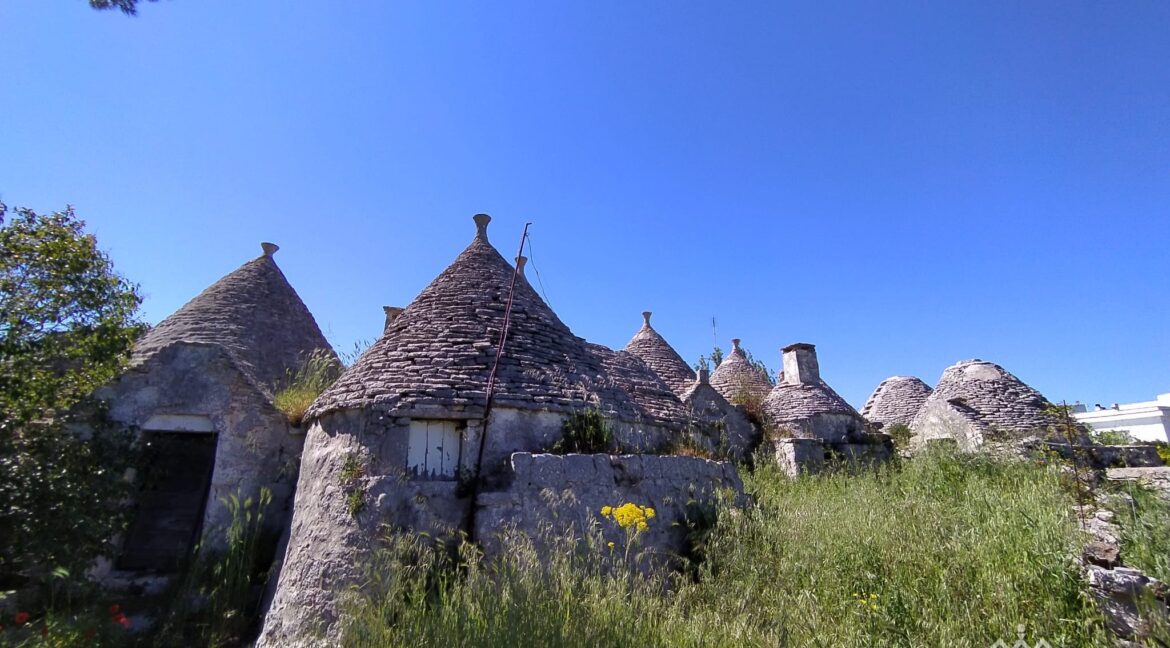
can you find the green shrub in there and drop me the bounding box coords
[344,448,1110,647]
[273,349,342,426]
[1151,442,1170,465]
[0,205,143,599]
[552,409,612,454]
[884,422,912,449]
[1092,428,1138,446]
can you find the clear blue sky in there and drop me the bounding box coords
[2,1,1168,409]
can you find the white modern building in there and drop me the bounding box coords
[1073,393,1170,443]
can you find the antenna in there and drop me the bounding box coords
[470,221,535,540]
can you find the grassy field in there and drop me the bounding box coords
[343,449,1116,647]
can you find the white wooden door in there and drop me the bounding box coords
[407,420,461,479]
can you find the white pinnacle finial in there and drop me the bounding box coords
[642,311,652,326]
[261,242,279,257]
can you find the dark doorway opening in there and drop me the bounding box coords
[117,432,217,572]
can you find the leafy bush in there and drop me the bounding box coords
[345,448,1110,646]
[551,409,612,454]
[1154,442,1170,465]
[0,204,142,596]
[273,349,342,426]
[1091,427,1138,446]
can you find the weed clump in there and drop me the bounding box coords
[552,409,612,454]
[273,350,342,426]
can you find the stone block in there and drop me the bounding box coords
[774,438,825,476]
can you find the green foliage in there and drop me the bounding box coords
[345,449,1110,646]
[0,204,142,427]
[340,338,373,368]
[0,409,137,596]
[885,422,913,449]
[88,0,155,15]
[1091,427,1138,446]
[273,349,342,426]
[0,601,135,646]
[339,453,367,517]
[552,409,612,454]
[0,204,142,594]
[1154,442,1170,465]
[153,488,277,647]
[1107,481,1170,583]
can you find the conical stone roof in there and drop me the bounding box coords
[709,339,772,403]
[763,379,860,424]
[623,312,696,398]
[131,243,334,397]
[861,376,932,427]
[585,343,688,428]
[911,359,1059,434]
[308,216,654,424]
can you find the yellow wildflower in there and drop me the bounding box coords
[607,541,615,549]
[601,502,655,533]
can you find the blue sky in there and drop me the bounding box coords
[2,1,1168,408]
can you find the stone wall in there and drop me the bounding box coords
[474,452,744,569]
[681,381,758,461]
[776,412,868,445]
[1041,443,1165,469]
[910,399,985,451]
[772,435,895,476]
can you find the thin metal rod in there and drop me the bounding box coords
[474,222,532,479]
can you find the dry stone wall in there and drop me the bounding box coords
[474,452,744,570]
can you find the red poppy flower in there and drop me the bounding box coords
[14,612,29,626]
[41,627,48,637]
[113,613,131,629]
[108,604,121,616]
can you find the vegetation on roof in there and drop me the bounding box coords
[273,349,343,426]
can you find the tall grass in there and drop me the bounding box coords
[1108,480,1170,583]
[273,349,341,426]
[149,489,277,647]
[345,449,1111,647]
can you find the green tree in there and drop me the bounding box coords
[0,203,143,593]
[88,0,155,15]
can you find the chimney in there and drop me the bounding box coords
[473,214,491,242]
[781,342,820,385]
[383,306,404,332]
[642,311,653,327]
[261,242,279,257]
[697,367,710,384]
[515,255,527,276]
